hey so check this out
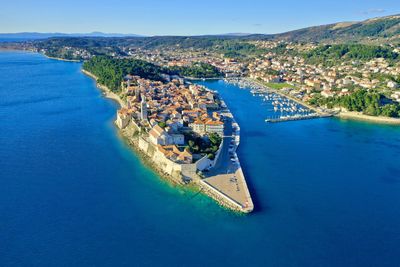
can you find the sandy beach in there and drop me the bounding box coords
[338,111,400,125]
[81,69,126,108]
[46,55,81,62]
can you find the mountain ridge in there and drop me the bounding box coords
[2,14,400,44]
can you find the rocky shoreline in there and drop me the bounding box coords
[81,69,186,186]
[119,125,187,186]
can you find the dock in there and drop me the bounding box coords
[265,113,332,123]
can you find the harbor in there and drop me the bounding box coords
[225,78,332,123]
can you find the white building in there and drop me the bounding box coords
[205,120,224,136]
[190,118,224,136]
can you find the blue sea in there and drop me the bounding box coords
[1,51,400,266]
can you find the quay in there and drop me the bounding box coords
[197,100,254,213]
[265,113,332,123]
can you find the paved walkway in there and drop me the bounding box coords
[203,115,253,212]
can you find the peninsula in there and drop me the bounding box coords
[82,57,253,213]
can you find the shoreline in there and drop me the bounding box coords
[338,111,400,125]
[82,68,248,213]
[3,51,214,200]
[81,69,126,108]
[82,69,188,185]
[0,47,25,51]
[247,78,400,125]
[45,54,81,62]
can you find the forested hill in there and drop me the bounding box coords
[83,56,165,91]
[82,56,222,91]
[272,15,400,43]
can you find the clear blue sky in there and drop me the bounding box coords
[1,0,399,35]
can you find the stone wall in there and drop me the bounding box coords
[198,180,244,212]
[138,137,150,152]
[210,139,224,168]
[137,137,183,180]
[193,139,224,171]
[116,114,131,129]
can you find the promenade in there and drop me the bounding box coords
[200,109,253,212]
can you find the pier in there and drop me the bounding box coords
[265,113,332,123]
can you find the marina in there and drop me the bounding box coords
[224,78,331,123]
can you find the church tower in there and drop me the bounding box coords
[140,95,147,121]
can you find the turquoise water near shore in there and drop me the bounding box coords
[1,51,400,266]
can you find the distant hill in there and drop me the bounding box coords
[215,33,255,37]
[272,14,400,43]
[0,32,144,40]
[3,14,400,48]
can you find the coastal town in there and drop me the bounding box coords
[121,40,400,122]
[89,71,254,213]
[4,3,400,266]
[29,35,400,121]
[246,41,400,107]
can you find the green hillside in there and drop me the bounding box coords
[274,15,400,43]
